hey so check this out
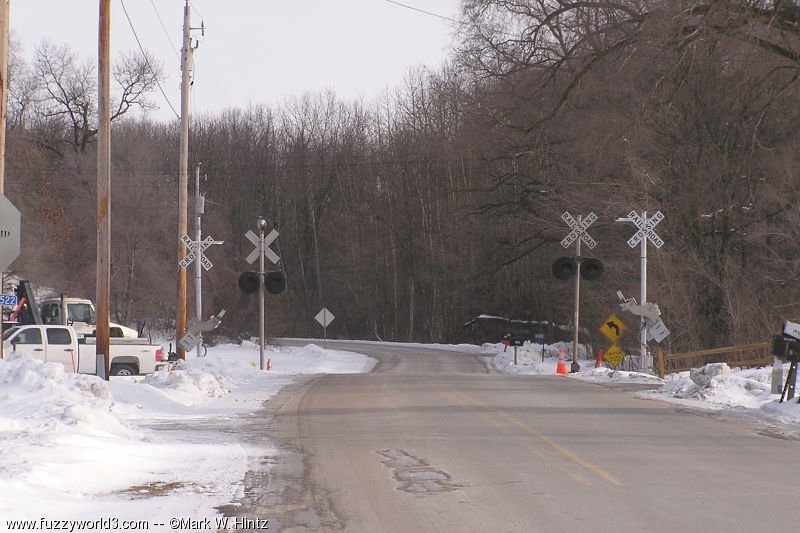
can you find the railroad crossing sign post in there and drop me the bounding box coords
[245,218,280,371]
[616,210,664,371]
[315,307,335,349]
[561,211,597,372]
[180,233,223,358]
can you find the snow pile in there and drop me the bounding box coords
[488,340,592,374]
[638,364,797,422]
[578,366,664,385]
[486,342,800,427]
[0,342,376,524]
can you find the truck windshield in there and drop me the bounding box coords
[67,303,95,325]
[2,327,19,341]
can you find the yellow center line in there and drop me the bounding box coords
[427,379,590,484]
[425,375,622,487]
[433,386,508,431]
[497,412,622,486]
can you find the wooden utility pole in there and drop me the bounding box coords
[177,1,191,359]
[0,1,7,363]
[96,0,111,378]
[0,0,9,194]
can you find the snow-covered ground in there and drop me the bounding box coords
[1,338,799,531]
[490,340,800,428]
[0,341,376,530]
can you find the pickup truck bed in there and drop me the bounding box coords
[2,324,165,376]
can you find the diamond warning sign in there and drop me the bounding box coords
[603,344,626,368]
[599,314,627,343]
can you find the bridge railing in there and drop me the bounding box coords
[656,342,772,379]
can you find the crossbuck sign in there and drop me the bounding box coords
[180,234,222,270]
[246,229,280,265]
[561,211,597,249]
[625,210,664,249]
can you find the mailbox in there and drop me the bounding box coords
[772,335,800,362]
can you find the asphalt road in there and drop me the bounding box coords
[239,340,800,532]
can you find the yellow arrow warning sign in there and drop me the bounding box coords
[599,314,627,343]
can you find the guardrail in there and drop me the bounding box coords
[656,342,772,379]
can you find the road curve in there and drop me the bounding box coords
[239,340,800,532]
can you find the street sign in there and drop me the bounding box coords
[0,195,21,271]
[560,211,597,249]
[315,307,335,328]
[315,307,335,349]
[600,314,627,343]
[245,228,280,264]
[0,294,17,307]
[626,210,664,249]
[604,344,626,368]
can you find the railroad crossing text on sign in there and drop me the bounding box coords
[626,210,664,249]
[600,314,627,343]
[180,234,220,270]
[604,344,626,368]
[560,211,597,249]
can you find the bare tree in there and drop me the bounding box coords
[31,40,164,154]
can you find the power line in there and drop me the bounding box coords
[383,0,462,25]
[120,0,181,120]
[149,0,180,55]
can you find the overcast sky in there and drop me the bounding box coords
[11,0,461,122]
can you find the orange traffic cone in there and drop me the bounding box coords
[267,358,272,371]
[595,350,603,368]
[556,351,567,375]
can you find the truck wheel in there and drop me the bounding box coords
[110,364,137,377]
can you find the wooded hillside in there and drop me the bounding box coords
[7,1,800,353]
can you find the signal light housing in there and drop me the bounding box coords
[580,258,604,281]
[552,257,578,280]
[264,271,286,294]
[238,271,260,294]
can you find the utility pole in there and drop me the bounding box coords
[0,0,8,194]
[0,0,8,363]
[96,0,111,378]
[194,164,203,358]
[177,0,191,359]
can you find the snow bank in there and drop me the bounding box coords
[0,341,376,524]
[484,341,800,428]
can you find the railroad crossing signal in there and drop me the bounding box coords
[625,210,664,249]
[180,234,222,270]
[246,228,280,264]
[561,211,597,249]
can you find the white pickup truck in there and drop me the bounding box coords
[38,297,139,339]
[2,324,166,376]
